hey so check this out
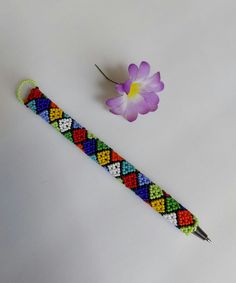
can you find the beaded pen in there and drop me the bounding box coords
[16,79,211,242]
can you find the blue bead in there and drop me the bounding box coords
[39,110,50,122]
[73,120,82,129]
[134,186,149,201]
[36,98,50,113]
[83,139,96,155]
[138,173,151,186]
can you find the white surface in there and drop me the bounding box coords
[0,1,236,282]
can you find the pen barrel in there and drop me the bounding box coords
[23,86,198,235]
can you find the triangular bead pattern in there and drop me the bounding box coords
[24,87,198,235]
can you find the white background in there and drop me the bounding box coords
[0,1,236,282]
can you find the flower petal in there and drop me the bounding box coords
[115,84,125,94]
[128,64,138,81]
[106,95,126,108]
[137,101,150,114]
[137,61,150,80]
[143,81,164,93]
[123,102,138,122]
[141,92,160,112]
[149,72,160,83]
[126,93,149,115]
[155,81,164,92]
[110,105,125,115]
[141,72,164,92]
[123,80,132,94]
[106,94,128,116]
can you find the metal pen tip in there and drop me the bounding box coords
[206,237,212,243]
[192,226,212,243]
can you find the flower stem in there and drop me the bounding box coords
[94,64,119,84]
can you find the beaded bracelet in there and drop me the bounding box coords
[16,80,198,235]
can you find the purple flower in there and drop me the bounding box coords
[106,61,164,122]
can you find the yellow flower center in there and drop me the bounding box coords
[127,82,140,99]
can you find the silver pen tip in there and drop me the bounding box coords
[192,226,212,243]
[206,237,212,243]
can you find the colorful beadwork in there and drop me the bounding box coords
[21,86,198,235]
